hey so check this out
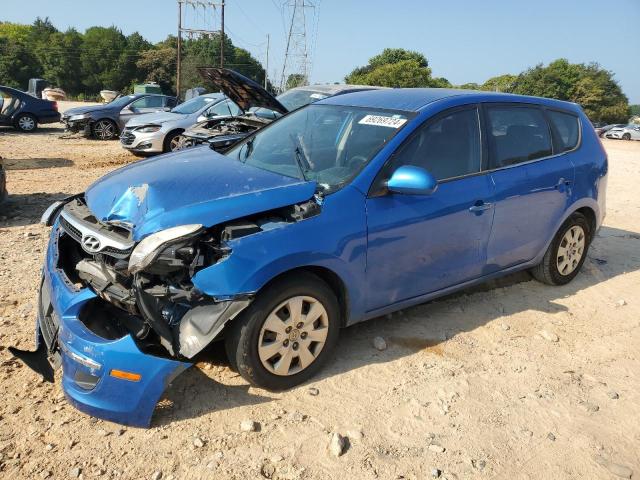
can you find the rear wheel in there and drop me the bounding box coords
[15,114,37,132]
[530,212,591,285]
[225,272,340,391]
[622,133,631,141]
[92,119,117,140]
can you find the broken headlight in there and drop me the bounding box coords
[128,224,203,274]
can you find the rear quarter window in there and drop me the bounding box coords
[547,110,580,152]
[486,106,553,168]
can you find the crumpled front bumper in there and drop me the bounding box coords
[30,224,191,427]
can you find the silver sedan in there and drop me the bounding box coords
[120,94,241,154]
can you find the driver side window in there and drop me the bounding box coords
[389,107,482,181]
[208,100,241,117]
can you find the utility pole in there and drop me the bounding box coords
[176,0,225,98]
[220,0,225,67]
[280,0,315,92]
[177,1,182,97]
[265,34,270,89]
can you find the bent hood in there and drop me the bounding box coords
[85,147,316,241]
[198,68,288,115]
[63,105,112,116]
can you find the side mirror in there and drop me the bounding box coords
[387,165,438,195]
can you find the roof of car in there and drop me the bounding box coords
[317,88,581,113]
[291,84,385,95]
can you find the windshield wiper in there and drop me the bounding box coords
[289,133,311,181]
[240,137,255,162]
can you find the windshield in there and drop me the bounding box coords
[172,95,220,114]
[278,89,329,111]
[108,95,137,108]
[225,104,412,191]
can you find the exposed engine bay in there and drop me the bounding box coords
[54,195,321,359]
[182,114,270,152]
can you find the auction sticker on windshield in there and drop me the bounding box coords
[358,115,407,128]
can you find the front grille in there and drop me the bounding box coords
[59,215,82,243]
[120,130,135,146]
[57,198,134,260]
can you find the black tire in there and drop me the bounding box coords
[622,133,631,141]
[163,130,185,153]
[15,113,38,132]
[225,272,340,391]
[530,212,591,286]
[92,119,118,140]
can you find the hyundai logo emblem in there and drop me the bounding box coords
[82,235,102,253]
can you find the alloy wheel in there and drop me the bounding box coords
[169,134,185,151]
[258,295,329,376]
[94,120,115,140]
[556,225,585,276]
[18,116,36,131]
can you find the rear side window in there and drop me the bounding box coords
[389,108,482,181]
[548,110,580,152]
[487,106,552,168]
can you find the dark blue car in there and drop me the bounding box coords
[0,85,61,132]
[12,88,607,426]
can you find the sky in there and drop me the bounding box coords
[2,0,639,102]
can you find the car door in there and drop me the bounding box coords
[0,89,20,126]
[483,104,576,272]
[365,106,494,311]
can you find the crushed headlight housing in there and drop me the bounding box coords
[68,113,90,121]
[41,200,66,226]
[128,224,203,274]
[136,125,162,133]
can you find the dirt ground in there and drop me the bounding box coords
[0,102,639,480]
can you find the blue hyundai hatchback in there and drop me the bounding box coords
[12,88,607,426]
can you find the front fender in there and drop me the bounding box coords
[191,186,368,322]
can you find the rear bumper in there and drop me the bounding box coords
[38,112,62,124]
[35,223,191,427]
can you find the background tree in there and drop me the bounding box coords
[480,74,517,92]
[512,59,629,123]
[345,48,448,88]
[286,73,306,89]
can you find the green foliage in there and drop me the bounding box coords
[480,74,517,93]
[509,59,629,123]
[345,48,447,88]
[286,73,306,89]
[0,19,266,99]
[630,105,640,116]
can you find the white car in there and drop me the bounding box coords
[120,94,241,154]
[605,124,640,140]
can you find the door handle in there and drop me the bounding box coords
[469,202,493,213]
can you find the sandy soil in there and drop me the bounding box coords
[0,107,639,480]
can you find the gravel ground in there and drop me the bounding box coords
[0,105,639,479]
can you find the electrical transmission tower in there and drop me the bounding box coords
[177,0,225,97]
[279,0,316,92]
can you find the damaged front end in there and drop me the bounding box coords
[13,181,321,426]
[52,196,254,360]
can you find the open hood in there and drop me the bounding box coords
[198,68,288,115]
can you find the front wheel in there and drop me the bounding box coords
[530,212,591,285]
[164,130,185,152]
[92,119,117,140]
[225,272,340,391]
[15,114,37,132]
